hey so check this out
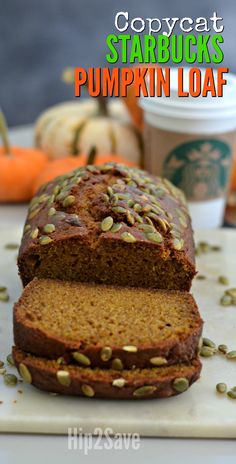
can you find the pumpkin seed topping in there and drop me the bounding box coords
[101,216,114,232]
[63,195,75,208]
[72,352,91,366]
[81,384,95,397]
[216,382,227,394]
[57,370,71,387]
[4,373,18,386]
[111,358,123,371]
[28,208,41,220]
[146,231,163,244]
[100,346,112,362]
[218,276,229,285]
[19,363,32,384]
[173,238,184,251]
[113,206,127,214]
[30,228,39,239]
[102,193,109,203]
[24,224,31,234]
[48,207,56,217]
[226,351,236,360]
[173,377,189,393]
[39,235,53,245]
[112,378,126,388]
[110,223,122,233]
[7,354,15,366]
[138,224,155,234]
[0,368,6,375]
[121,232,136,243]
[133,385,157,397]
[53,185,60,196]
[126,210,135,225]
[133,203,142,213]
[123,345,137,353]
[107,186,113,196]
[150,357,167,366]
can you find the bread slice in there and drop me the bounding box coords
[14,278,203,369]
[13,346,201,399]
[18,163,196,291]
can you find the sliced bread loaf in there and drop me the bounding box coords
[13,346,201,399]
[14,278,203,369]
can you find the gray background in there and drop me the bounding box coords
[0,0,235,126]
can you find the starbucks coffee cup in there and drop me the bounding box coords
[140,68,236,229]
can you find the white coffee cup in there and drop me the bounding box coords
[140,67,236,229]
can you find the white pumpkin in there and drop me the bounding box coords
[35,99,142,164]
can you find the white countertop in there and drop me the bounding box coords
[0,127,236,463]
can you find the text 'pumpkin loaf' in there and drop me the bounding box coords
[18,163,196,289]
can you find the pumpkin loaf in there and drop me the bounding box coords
[14,278,203,369]
[13,347,201,400]
[18,163,196,290]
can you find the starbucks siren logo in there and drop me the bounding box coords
[163,140,231,201]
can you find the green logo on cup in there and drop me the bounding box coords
[163,139,232,201]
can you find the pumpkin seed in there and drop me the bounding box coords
[173,377,189,393]
[216,382,227,393]
[110,223,122,233]
[133,203,142,213]
[4,243,19,250]
[102,193,109,203]
[30,228,39,239]
[218,344,228,354]
[198,337,203,351]
[179,216,187,228]
[72,351,91,366]
[28,208,40,220]
[57,370,71,387]
[126,210,135,225]
[155,217,169,233]
[48,207,56,217]
[133,385,157,397]
[113,206,127,214]
[63,195,75,207]
[220,295,232,306]
[100,346,112,362]
[101,216,114,232]
[123,345,137,353]
[112,378,126,388]
[138,224,155,234]
[202,338,216,349]
[19,363,32,384]
[200,346,215,357]
[173,238,184,250]
[107,186,113,196]
[57,357,65,365]
[81,384,95,397]
[4,373,18,386]
[39,235,53,245]
[225,288,236,298]
[226,351,236,360]
[146,232,163,244]
[0,292,9,302]
[0,368,6,375]
[218,276,229,285]
[53,185,60,195]
[227,390,236,399]
[0,286,7,292]
[111,358,123,371]
[7,354,15,366]
[150,357,167,366]
[24,224,31,234]
[121,232,136,243]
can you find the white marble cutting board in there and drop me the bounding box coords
[0,225,236,438]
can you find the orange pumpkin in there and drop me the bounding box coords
[33,152,136,194]
[0,112,48,202]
